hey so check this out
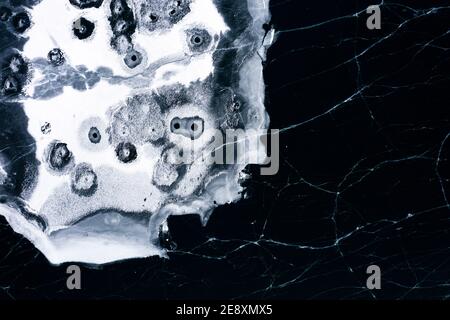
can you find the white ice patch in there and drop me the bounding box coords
[0,0,272,265]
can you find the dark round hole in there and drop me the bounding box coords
[88,127,101,144]
[115,142,138,163]
[150,14,158,22]
[191,123,197,131]
[0,6,12,22]
[11,12,31,33]
[173,122,180,130]
[124,50,142,69]
[72,17,95,40]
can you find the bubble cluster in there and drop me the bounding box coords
[108,93,165,146]
[108,0,136,54]
[47,48,65,67]
[69,0,104,9]
[136,0,191,32]
[0,52,30,97]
